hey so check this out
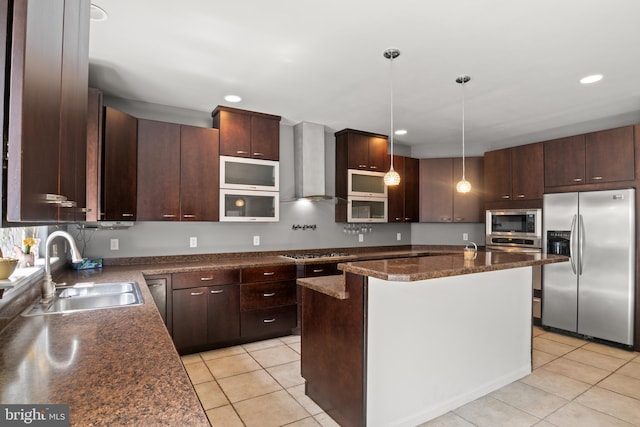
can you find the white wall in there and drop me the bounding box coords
[73,99,481,259]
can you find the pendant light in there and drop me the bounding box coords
[383,48,401,186]
[455,75,472,193]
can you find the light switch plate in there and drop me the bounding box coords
[110,239,119,251]
[358,234,364,242]
[189,237,197,248]
[463,233,469,241]
[397,232,402,241]
[253,236,260,246]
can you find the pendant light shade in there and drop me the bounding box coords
[456,75,472,194]
[383,48,401,187]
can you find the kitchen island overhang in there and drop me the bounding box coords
[298,251,568,427]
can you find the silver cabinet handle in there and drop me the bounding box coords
[253,152,264,156]
[200,277,214,281]
[210,289,224,294]
[591,176,603,180]
[517,194,525,198]
[263,292,276,297]
[183,214,196,218]
[263,272,275,276]
[263,318,276,323]
[369,166,377,169]
[501,195,510,199]
[190,292,204,296]
[404,217,412,221]
[163,214,177,218]
[572,178,583,182]
[122,213,134,217]
[395,217,402,221]
[312,269,324,273]
[454,217,464,222]
[441,216,451,221]
[358,164,367,168]
[236,150,248,154]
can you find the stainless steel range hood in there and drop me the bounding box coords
[293,122,332,200]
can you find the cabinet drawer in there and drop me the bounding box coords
[241,281,296,310]
[173,269,240,289]
[241,305,297,338]
[303,263,340,277]
[242,265,296,283]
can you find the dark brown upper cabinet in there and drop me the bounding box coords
[335,129,389,172]
[6,0,89,222]
[484,143,543,204]
[545,126,635,189]
[419,157,484,223]
[137,119,219,221]
[212,106,281,161]
[388,155,419,222]
[102,107,138,221]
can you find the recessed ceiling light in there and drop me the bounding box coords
[90,4,108,21]
[224,95,242,103]
[394,129,407,136]
[580,74,603,84]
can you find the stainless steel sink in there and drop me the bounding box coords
[58,282,135,298]
[23,281,144,316]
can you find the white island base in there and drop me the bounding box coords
[366,267,532,426]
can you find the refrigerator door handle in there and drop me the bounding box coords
[569,214,577,274]
[578,214,585,276]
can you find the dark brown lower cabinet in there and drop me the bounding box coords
[240,278,297,339]
[171,269,241,353]
[172,286,208,351]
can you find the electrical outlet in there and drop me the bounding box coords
[397,232,402,241]
[110,238,119,250]
[358,233,364,243]
[463,233,469,241]
[253,235,260,246]
[189,237,197,248]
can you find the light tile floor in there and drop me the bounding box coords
[182,327,640,426]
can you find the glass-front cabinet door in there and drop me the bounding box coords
[347,197,387,222]
[220,189,279,222]
[220,156,279,191]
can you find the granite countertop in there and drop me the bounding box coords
[297,251,569,299]
[0,267,210,426]
[0,244,484,425]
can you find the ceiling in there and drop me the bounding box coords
[88,0,640,157]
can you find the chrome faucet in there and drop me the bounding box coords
[42,231,84,300]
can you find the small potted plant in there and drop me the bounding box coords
[14,237,36,268]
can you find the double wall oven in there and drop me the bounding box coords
[486,208,543,324]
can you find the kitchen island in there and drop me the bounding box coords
[298,251,567,427]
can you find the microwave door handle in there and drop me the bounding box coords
[569,214,577,274]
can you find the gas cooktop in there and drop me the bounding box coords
[281,252,350,260]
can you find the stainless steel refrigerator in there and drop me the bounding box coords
[542,189,636,346]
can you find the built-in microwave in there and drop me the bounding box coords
[348,169,387,198]
[220,155,279,191]
[485,208,542,248]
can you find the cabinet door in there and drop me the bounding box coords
[85,88,103,222]
[58,0,89,221]
[208,284,240,344]
[544,135,586,187]
[387,155,405,222]
[136,119,180,221]
[368,136,389,172]
[180,126,219,221]
[585,126,635,184]
[453,157,484,222]
[102,107,137,221]
[403,156,420,222]
[511,143,543,200]
[346,133,371,170]
[251,115,279,160]
[6,0,65,222]
[419,158,453,222]
[483,149,512,202]
[217,109,251,158]
[144,274,172,333]
[172,287,208,351]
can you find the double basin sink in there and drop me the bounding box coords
[23,281,144,316]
